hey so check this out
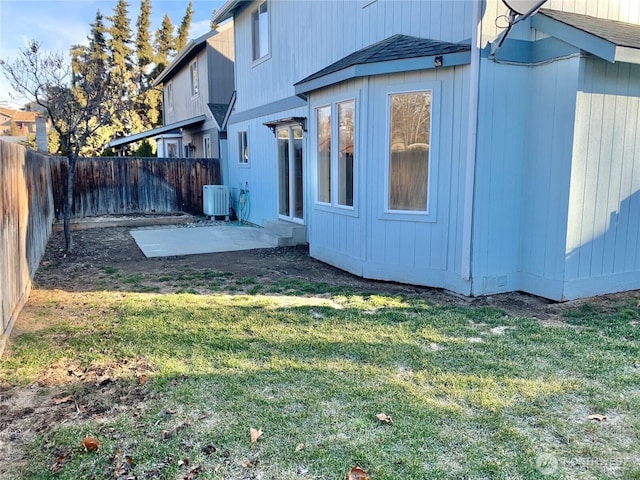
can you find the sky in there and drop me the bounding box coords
[0,0,226,104]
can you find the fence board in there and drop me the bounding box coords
[0,141,53,357]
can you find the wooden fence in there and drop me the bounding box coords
[0,141,54,357]
[50,157,221,219]
[1,148,222,357]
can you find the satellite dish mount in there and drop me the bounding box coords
[497,0,548,47]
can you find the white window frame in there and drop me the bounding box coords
[314,97,357,213]
[381,82,440,222]
[251,1,270,64]
[190,60,199,97]
[238,131,249,165]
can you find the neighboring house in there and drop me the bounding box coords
[107,22,234,159]
[212,0,640,301]
[0,106,38,136]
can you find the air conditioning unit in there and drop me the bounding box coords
[203,185,229,221]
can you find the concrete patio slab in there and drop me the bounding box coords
[131,225,273,257]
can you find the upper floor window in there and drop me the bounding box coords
[167,82,174,111]
[251,2,270,62]
[190,60,199,97]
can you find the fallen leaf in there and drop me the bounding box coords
[113,448,133,479]
[588,414,607,421]
[138,374,148,385]
[184,465,203,479]
[250,427,263,444]
[82,436,100,451]
[53,395,73,405]
[346,466,369,480]
[50,448,73,473]
[376,413,393,424]
[241,459,258,468]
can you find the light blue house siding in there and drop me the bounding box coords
[475,51,640,301]
[216,0,640,301]
[223,0,474,227]
[473,55,581,300]
[225,103,306,225]
[307,67,471,294]
[564,58,640,299]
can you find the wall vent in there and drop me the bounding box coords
[203,185,229,220]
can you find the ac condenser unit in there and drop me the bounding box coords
[203,185,229,221]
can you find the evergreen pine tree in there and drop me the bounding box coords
[175,1,194,52]
[134,0,160,129]
[108,0,142,145]
[135,0,153,74]
[153,14,175,78]
[70,10,113,156]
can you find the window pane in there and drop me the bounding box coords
[251,9,259,60]
[190,61,198,96]
[238,131,248,164]
[293,127,304,219]
[338,100,354,207]
[252,2,269,61]
[316,106,331,203]
[259,3,269,58]
[388,91,431,211]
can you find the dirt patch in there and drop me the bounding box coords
[33,221,639,320]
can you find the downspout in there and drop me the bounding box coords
[461,0,483,285]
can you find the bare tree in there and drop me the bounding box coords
[1,40,127,252]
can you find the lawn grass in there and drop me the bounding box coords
[1,286,639,479]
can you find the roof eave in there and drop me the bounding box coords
[212,0,244,24]
[106,114,207,148]
[152,30,216,86]
[532,13,640,64]
[295,50,471,96]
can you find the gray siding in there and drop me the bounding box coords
[207,24,235,105]
[164,48,211,125]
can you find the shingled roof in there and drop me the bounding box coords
[295,34,470,94]
[208,103,229,127]
[533,9,640,64]
[539,9,640,50]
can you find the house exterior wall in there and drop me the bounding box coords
[226,0,474,225]
[207,24,235,105]
[473,56,582,300]
[220,0,640,300]
[160,26,235,159]
[473,1,640,300]
[225,103,307,224]
[564,58,640,299]
[230,0,473,115]
[163,47,211,125]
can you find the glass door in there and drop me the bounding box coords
[277,126,304,222]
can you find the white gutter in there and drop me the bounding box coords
[461,0,483,282]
